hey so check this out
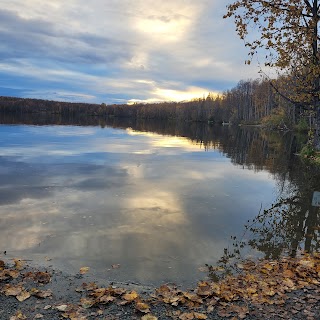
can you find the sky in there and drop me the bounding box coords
[0,0,260,104]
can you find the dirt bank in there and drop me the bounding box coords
[0,255,319,320]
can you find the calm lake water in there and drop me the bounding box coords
[0,117,319,286]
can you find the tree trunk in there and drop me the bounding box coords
[315,107,320,150]
[312,0,320,150]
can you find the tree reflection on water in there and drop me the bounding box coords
[213,155,320,281]
[1,113,319,279]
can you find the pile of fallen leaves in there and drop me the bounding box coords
[0,253,320,319]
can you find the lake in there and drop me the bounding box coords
[0,116,319,287]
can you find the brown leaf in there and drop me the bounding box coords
[16,290,31,302]
[13,259,25,270]
[80,267,90,274]
[179,312,195,320]
[31,288,52,298]
[141,315,158,320]
[4,284,23,296]
[282,278,295,289]
[55,304,69,312]
[9,311,27,320]
[99,295,116,303]
[264,288,276,296]
[34,271,51,284]
[82,282,97,291]
[283,269,295,278]
[113,287,126,295]
[111,264,120,269]
[123,290,139,301]
[6,269,20,279]
[136,301,151,313]
[80,297,96,309]
[90,288,106,298]
[194,312,207,319]
[183,292,203,304]
[0,260,5,269]
[196,282,212,296]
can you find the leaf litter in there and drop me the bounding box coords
[0,252,319,319]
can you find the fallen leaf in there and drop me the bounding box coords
[34,271,51,284]
[4,284,23,296]
[56,304,69,312]
[6,270,20,279]
[113,287,126,295]
[80,267,90,274]
[282,278,295,289]
[264,288,276,296]
[179,312,195,320]
[135,301,150,313]
[123,290,139,301]
[111,264,120,269]
[34,314,44,319]
[141,315,158,320]
[16,290,31,302]
[9,311,27,320]
[99,295,116,303]
[194,312,207,319]
[13,259,25,270]
[80,297,96,309]
[184,292,203,303]
[283,269,295,278]
[299,259,314,268]
[31,288,52,298]
[0,260,4,269]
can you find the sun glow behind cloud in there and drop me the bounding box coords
[0,0,259,103]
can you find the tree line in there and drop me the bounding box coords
[0,75,306,129]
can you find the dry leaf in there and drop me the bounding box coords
[79,267,90,274]
[194,312,207,319]
[13,259,25,270]
[179,312,195,320]
[141,315,158,320]
[9,311,27,320]
[123,290,139,301]
[31,288,52,298]
[17,290,31,302]
[7,270,20,279]
[99,295,116,303]
[80,297,96,309]
[34,271,51,284]
[4,284,23,296]
[56,304,69,312]
[111,264,120,269]
[135,301,150,313]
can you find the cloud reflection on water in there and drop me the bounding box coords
[0,124,276,285]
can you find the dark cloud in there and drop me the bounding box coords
[0,156,129,206]
[0,9,133,64]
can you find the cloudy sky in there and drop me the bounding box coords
[0,0,260,104]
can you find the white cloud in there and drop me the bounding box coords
[0,0,260,102]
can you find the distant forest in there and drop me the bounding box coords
[0,76,309,130]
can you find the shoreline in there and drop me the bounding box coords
[1,254,319,319]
